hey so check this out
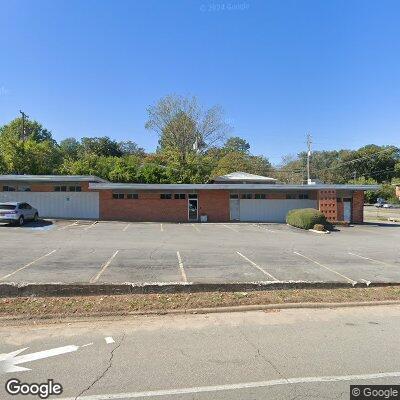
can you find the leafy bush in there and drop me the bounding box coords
[286,208,328,230]
[313,224,325,231]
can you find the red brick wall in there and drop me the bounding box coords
[98,190,230,222]
[198,190,230,222]
[318,190,337,222]
[99,190,188,222]
[352,191,364,223]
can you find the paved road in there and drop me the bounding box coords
[0,220,400,285]
[1,305,400,399]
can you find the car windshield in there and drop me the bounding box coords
[0,204,16,210]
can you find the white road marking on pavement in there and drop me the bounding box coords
[90,250,119,283]
[58,221,78,231]
[176,251,188,283]
[0,250,57,281]
[84,221,98,231]
[81,343,94,348]
[294,251,357,285]
[105,337,115,344]
[349,252,393,266]
[191,223,200,232]
[123,224,130,232]
[236,251,278,281]
[223,224,239,232]
[253,224,275,233]
[359,278,371,286]
[57,371,400,400]
[0,345,80,374]
[160,223,164,232]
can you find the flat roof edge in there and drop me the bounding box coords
[89,183,380,191]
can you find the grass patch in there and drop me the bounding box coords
[1,286,400,319]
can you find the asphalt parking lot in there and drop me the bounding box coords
[0,219,399,285]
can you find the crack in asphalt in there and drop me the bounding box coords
[74,334,126,400]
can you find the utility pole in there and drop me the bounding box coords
[19,110,29,140]
[306,133,312,184]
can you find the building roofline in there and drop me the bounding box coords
[89,183,380,191]
[0,175,108,183]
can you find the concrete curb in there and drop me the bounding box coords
[1,281,400,298]
[2,300,400,324]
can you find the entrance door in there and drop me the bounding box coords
[188,198,198,221]
[343,200,352,222]
[230,199,240,220]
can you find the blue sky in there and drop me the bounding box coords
[1,0,399,165]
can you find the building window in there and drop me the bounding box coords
[160,193,172,199]
[127,193,138,199]
[286,194,296,199]
[241,193,252,199]
[174,193,186,199]
[54,186,67,192]
[188,194,198,199]
[230,194,239,199]
[3,185,16,192]
[299,193,309,199]
[69,186,82,192]
[18,186,31,192]
[112,193,125,199]
[254,194,266,199]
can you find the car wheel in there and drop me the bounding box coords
[33,213,39,222]
[18,216,24,226]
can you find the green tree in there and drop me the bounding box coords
[59,137,81,160]
[0,117,54,142]
[136,163,170,183]
[0,117,61,174]
[223,136,250,154]
[145,94,230,163]
[211,152,272,177]
[118,141,146,157]
[80,137,122,157]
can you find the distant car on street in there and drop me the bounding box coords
[382,203,394,208]
[0,202,39,226]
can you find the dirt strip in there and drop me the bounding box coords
[1,286,400,320]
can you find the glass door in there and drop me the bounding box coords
[188,194,198,221]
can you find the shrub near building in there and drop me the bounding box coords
[286,208,330,230]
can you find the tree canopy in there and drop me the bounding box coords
[1,103,399,203]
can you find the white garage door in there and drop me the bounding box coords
[0,192,99,219]
[238,199,318,222]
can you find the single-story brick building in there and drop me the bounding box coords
[0,172,379,223]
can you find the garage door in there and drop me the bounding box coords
[0,192,99,219]
[238,199,318,222]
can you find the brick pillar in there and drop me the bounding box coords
[318,190,337,222]
[352,191,364,223]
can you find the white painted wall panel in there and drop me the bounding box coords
[0,192,99,219]
[239,199,318,222]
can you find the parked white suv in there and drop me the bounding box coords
[0,202,39,226]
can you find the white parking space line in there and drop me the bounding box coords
[0,250,57,281]
[294,251,357,285]
[191,223,200,232]
[89,250,119,283]
[57,371,400,400]
[349,252,393,267]
[236,251,278,281]
[253,224,275,233]
[176,251,188,283]
[105,337,115,344]
[84,221,98,231]
[57,221,78,231]
[160,223,164,232]
[122,223,130,232]
[223,224,239,232]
